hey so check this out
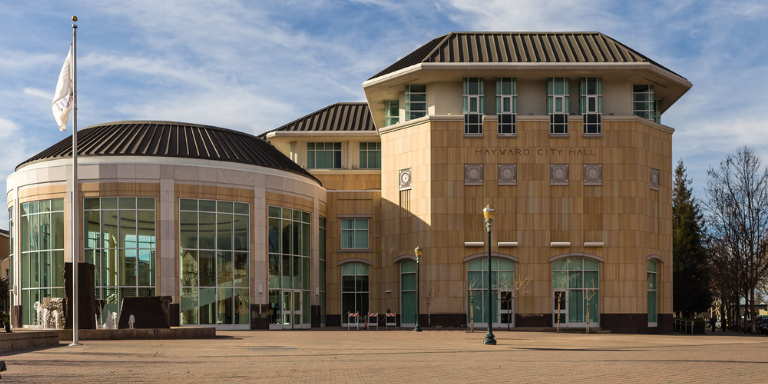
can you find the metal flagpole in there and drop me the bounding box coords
[69,15,81,347]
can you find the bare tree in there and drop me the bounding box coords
[585,279,598,334]
[703,147,768,333]
[423,281,437,327]
[467,277,480,333]
[553,279,566,334]
[497,275,532,331]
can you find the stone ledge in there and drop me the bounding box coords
[55,327,215,341]
[0,331,59,351]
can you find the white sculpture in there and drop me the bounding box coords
[112,312,118,329]
[33,302,42,329]
[129,315,135,329]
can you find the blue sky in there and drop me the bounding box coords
[1,0,767,225]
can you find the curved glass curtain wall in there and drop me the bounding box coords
[466,257,514,325]
[267,206,311,327]
[20,199,65,325]
[319,217,326,325]
[341,263,368,323]
[400,260,416,325]
[179,199,249,326]
[552,257,600,325]
[84,197,156,322]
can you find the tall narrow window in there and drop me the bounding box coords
[648,260,657,326]
[405,85,427,120]
[319,217,326,325]
[548,77,569,134]
[581,77,602,134]
[341,219,369,249]
[633,85,655,120]
[85,197,157,324]
[179,199,249,327]
[384,100,399,126]
[341,262,369,323]
[265,206,311,328]
[307,142,341,169]
[8,207,13,311]
[20,199,65,325]
[400,260,416,325]
[359,142,381,169]
[496,77,517,135]
[463,77,484,134]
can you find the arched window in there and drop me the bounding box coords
[466,257,515,327]
[552,257,599,326]
[647,260,657,326]
[400,260,416,325]
[341,262,369,323]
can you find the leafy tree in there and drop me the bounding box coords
[673,159,712,317]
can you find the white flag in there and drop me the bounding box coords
[52,46,73,132]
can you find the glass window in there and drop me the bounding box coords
[551,257,599,326]
[340,218,369,249]
[405,85,427,120]
[548,77,569,134]
[633,85,655,120]
[465,257,514,325]
[359,142,381,169]
[8,207,13,303]
[180,199,249,326]
[581,77,602,134]
[85,197,156,325]
[342,262,369,322]
[400,260,416,325]
[307,142,341,169]
[496,77,517,134]
[648,260,657,324]
[463,77,484,134]
[319,217,326,325]
[20,199,65,325]
[266,206,312,327]
[385,100,399,126]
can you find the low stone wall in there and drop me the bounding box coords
[57,327,215,341]
[0,331,60,351]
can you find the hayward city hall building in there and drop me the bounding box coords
[6,32,690,333]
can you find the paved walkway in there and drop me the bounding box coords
[1,329,766,383]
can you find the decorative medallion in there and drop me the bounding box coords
[498,164,517,185]
[399,168,412,191]
[550,164,569,185]
[583,164,602,185]
[465,164,484,185]
[650,168,660,191]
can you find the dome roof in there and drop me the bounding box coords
[17,120,320,185]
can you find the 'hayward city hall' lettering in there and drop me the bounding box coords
[475,148,597,156]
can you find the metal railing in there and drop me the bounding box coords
[674,318,695,334]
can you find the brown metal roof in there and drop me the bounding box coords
[17,121,321,185]
[260,102,376,139]
[369,32,685,80]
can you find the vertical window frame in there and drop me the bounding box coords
[358,142,381,169]
[548,77,570,135]
[633,85,655,120]
[647,260,658,327]
[581,77,602,135]
[340,218,369,250]
[405,85,427,120]
[384,100,399,126]
[307,142,342,169]
[463,77,484,135]
[496,77,517,135]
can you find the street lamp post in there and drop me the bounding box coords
[414,246,422,332]
[482,204,497,345]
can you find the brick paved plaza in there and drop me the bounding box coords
[1,329,766,383]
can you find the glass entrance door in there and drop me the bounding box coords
[553,290,567,326]
[280,290,302,329]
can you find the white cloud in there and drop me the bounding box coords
[0,118,19,139]
[23,87,51,100]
